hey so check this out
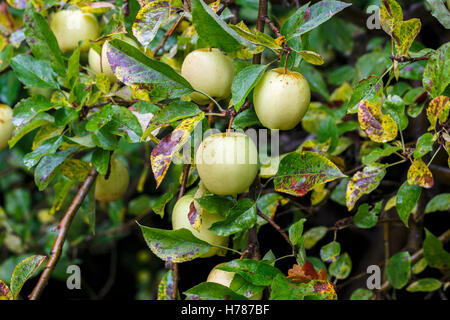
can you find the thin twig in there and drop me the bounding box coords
[178,164,191,200]
[29,168,98,300]
[390,55,430,63]
[252,0,268,65]
[257,211,293,250]
[154,14,185,57]
[217,0,235,15]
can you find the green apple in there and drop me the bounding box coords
[181,48,235,105]
[88,37,139,82]
[0,105,13,151]
[50,9,100,52]
[195,132,258,196]
[253,68,311,130]
[171,194,228,258]
[95,158,130,202]
[207,263,263,300]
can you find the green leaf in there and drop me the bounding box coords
[23,6,65,76]
[132,1,170,48]
[330,178,348,206]
[184,282,248,300]
[386,251,411,289]
[329,253,352,279]
[354,201,382,229]
[139,224,212,263]
[157,270,176,300]
[274,151,346,197]
[231,108,262,130]
[317,117,339,153]
[210,198,257,236]
[218,259,283,286]
[350,288,374,300]
[396,181,421,227]
[425,193,450,214]
[91,149,110,176]
[10,54,59,89]
[412,258,428,274]
[9,113,55,148]
[289,218,306,247]
[423,42,450,98]
[106,39,193,98]
[152,192,175,218]
[65,48,80,88]
[382,95,408,131]
[423,228,450,269]
[34,146,79,191]
[269,274,306,300]
[287,1,352,38]
[10,255,46,300]
[414,132,434,159]
[303,227,328,249]
[0,45,14,72]
[232,64,267,111]
[361,144,401,165]
[191,0,255,52]
[195,195,235,217]
[406,278,442,292]
[230,274,265,299]
[424,0,450,29]
[346,75,381,113]
[320,241,341,263]
[23,135,64,169]
[296,64,329,101]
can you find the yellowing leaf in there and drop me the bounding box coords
[95,73,110,94]
[407,158,434,189]
[79,2,115,14]
[151,113,204,188]
[393,18,421,57]
[346,164,386,211]
[311,183,328,205]
[229,21,281,51]
[298,50,325,66]
[427,96,450,131]
[379,0,403,36]
[0,281,12,300]
[132,1,170,48]
[330,82,352,103]
[358,100,398,143]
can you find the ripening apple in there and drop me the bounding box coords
[0,105,13,151]
[195,132,259,196]
[88,37,139,82]
[95,158,130,202]
[181,48,235,105]
[207,263,263,300]
[50,9,100,52]
[171,194,228,258]
[253,68,311,130]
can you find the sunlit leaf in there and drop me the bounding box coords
[407,158,434,189]
[132,1,170,48]
[10,255,46,300]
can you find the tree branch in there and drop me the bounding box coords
[29,168,98,300]
[154,14,185,58]
[257,210,293,250]
[390,55,430,63]
[252,0,268,64]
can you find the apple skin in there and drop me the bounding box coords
[181,48,235,105]
[0,105,13,151]
[89,37,138,82]
[50,10,100,52]
[253,68,311,130]
[171,194,228,258]
[207,263,263,300]
[195,132,259,196]
[95,158,130,202]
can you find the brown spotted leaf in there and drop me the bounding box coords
[407,158,434,189]
[151,113,204,188]
[274,151,346,197]
[346,164,386,211]
[0,280,12,300]
[379,0,403,36]
[157,270,176,300]
[427,96,450,131]
[132,1,170,48]
[10,255,46,300]
[358,100,398,143]
[188,201,202,232]
[393,18,421,57]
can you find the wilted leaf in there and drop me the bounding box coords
[274,151,346,197]
[346,164,386,211]
[151,113,204,188]
[358,100,398,143]
[407,158,434,189]
[287,262,328,283]
[139,224,212,263]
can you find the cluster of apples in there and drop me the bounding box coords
[0,8,312,293]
